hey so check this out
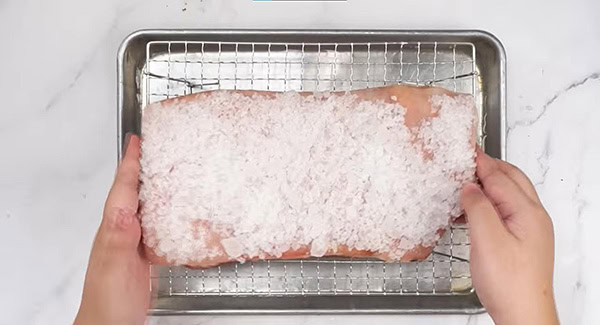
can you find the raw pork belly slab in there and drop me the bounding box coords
[140,85,477,268]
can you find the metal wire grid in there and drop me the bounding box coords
[143,40,480,297]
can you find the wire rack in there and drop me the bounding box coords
[143,40,480,298]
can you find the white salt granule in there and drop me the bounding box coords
[140,90,477,264]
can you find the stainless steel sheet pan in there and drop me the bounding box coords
[118,29,506,314]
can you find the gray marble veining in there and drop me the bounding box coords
[1,0,599,324]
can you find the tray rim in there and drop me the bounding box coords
[117,29,506,315]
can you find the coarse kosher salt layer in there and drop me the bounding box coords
[140,90,477,265]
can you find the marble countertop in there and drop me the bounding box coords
[1,0,599,324]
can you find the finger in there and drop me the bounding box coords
[98,134,142,249]
[475,147,539,203]
[97,207,142,250]
[116,133,141,194]
[475,147,536,218]
[105,134,141,215]
[461,183,509,245]
[494,159,541,204]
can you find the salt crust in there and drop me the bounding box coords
[140,91,476,264]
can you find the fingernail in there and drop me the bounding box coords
[475,146,486,157]
[123,132,133,157]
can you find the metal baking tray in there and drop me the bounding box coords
[118,30,506,314]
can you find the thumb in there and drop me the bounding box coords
[461,183,508,247]
[97,134,142,250]
[104,134,141,214]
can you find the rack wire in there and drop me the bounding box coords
[143,40,480,297]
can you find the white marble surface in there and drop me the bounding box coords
[1,0,599,324]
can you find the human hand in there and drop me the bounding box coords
[74,134,149,325]
[461,148,558,325]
